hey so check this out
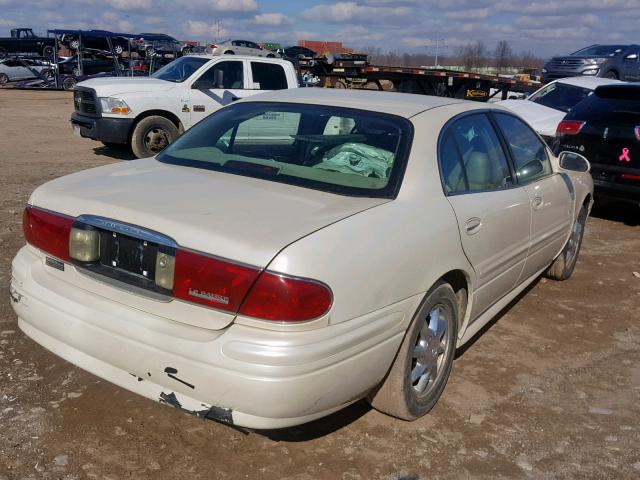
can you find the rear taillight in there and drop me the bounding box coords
[239,272,332,322]
[172,249,260,313]
[556,120,586,136]
[23,206,74,261]
[621,173,640,181]
[634,126,640,141]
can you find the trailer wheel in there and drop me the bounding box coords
[0,47,7,59]
[0,73,9,85]
[363,81,380,90]
[334,79,347,89]
[131,115,179,158]
[62,77,77,91]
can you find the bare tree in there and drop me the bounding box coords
[494,40,513,72]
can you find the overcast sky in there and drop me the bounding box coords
[0,0,637,58]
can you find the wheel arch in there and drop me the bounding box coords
[437,269,471,331]
[130,109,184,142]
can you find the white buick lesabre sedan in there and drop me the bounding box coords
[10,89,593,429]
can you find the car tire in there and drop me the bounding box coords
[0,73,9,85]
[603,71,618,79]
[368,281,459,420]
[42,45,55,57]
[114,45,124,55]
[145,47,156,58]
[70,38,80,50]
[62,77,77,91]
[41,69,54,80]
[266,53,276,58]
[131,115,179,158]
[72,67,81,77]
[223,50,235,55]
[545,205,588,281]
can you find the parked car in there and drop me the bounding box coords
[211,40,277,58]
[0,28,56,59]
[71,55,298,157]
[13,89,593,429]
[280,45,317,61]
[542,44,640,82]
[59,30,131,56]
[0,58,54,84]
[499,76,620,144]
[133,33,181,58]
[555,83,640,204]
[57,53,121,76]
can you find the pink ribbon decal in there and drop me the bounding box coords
[619,148,631,162]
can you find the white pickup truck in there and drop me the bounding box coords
[71,55,299,158]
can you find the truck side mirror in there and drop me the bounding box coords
[214,69,224,89]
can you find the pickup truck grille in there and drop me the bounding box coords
[549,58,585,70]
[73,88,99,117]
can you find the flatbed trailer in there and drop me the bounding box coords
[298,54,540,102]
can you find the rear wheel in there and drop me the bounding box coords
[545,205,588,280]
[131,115,179,158]
[62,76,77,91]
[114,45,124,55]
[368,282,458,420]
[0,73,9,85]
[603,71,618,79]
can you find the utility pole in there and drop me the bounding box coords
[430,38,446,67]
[214,19,222,43]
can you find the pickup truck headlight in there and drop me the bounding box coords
[99,97,131,115]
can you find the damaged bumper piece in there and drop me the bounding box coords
[10,246,406,429]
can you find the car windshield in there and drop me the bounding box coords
[571,45,626,56]
[157,102,413,198]
[528,82,593,113]
[151,56,209,82]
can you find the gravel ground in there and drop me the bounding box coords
[0,89,639,480]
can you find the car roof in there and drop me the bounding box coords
[239,88,471,118]
[552,76,622,89]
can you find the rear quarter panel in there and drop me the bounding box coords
[266,105,476,331]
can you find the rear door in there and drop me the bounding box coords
[440,113,532,321]
[493,113,572,280]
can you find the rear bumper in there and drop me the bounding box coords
[71,112,133,145]
[10,246,408,429]
[592,163,640,203]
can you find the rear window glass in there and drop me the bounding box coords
[528,82,593,113]
[251,62,288,90]
[157,102,413,198]
[565,93,640,123]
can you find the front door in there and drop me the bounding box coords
[493,113,573,281]
[188,60,258,127]
[440,113,532,320]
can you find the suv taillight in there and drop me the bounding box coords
[634,126,640,141]
[556,120,586,136]
[23,206,73,261]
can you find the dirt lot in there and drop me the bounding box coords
[0,89,639,480]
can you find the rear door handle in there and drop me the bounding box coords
[532,196,543,210]
[465,217,482,235]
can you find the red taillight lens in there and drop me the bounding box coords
[556,120,586,136]
[634,126,640,141]
[621,173,640,181]
[23,206,73,261]
[172,249,260,312]
[239,272,332,322]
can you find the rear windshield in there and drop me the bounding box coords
[157,102,413,198]
[571,45,626,57]
[565,93,640,123]
[528,82,592,113]
[151,56,209,82]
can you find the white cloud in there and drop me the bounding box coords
[254,13,291,27]
[302,2,412,22]
[182,20,228,39]
[104,0,154,11]
[445,8,490,20]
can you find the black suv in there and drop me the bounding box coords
[542,44,640,82]
[555,84,640,204]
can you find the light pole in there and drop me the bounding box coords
[431,38,445,67]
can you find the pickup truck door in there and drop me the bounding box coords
[188,59,258,127]
[492,113,573,282]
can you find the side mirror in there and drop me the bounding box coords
[558,151,590,172]
[516,159,544,181]
[214,69,224,89]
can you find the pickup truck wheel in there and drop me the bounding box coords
[368,281,458,420]
[0,73,8,85]
[131,116,178,158]
[0,47,6,59]
[62,77,77,91]
[42,45,55,57]
[545,205,587,281]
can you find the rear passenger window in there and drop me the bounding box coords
[494,113,552,183]
[441,114,513,193]
[439,134,467,193]
[251,62,287,90]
